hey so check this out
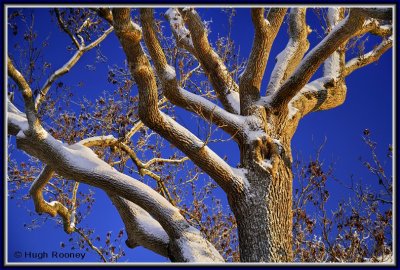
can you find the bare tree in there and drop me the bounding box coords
[7,6,392,262]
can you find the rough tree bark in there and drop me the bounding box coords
[7,6,392,262]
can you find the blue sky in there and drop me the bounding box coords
[7,7,392,263]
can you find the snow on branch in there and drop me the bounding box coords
[140,9,246,139]
[165,8,194,52]
[240,8,287,114]
[269,9,366,110]
[267,8,309,96]
[323,8,342,78]
[344,36,393,76]
[178,8,240,114]
[12,116,223,261]
[109,195,170,257]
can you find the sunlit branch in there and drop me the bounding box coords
[29,165,74,233]
[179,8,240,114]
[140,8,245,139]
[266,8,309,96]
[7,56,40,132]
[239,8,287,114]
[269,9,367,110]
[344,37,392,76]
[75,227,107,262]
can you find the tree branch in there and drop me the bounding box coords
[111,8,245,195]
[7,56,40,132]
[266,8,309,96]
[108,194,170,257]
[179,8,240,114]
[29,165,75,233]
[11,113,223,261]
[239,8,287,115]
[344,37,392,76]
[141,8,245,139]
[34,27,113,110]
[55,8,80,49]
[269,9,367,111]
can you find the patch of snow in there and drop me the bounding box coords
[225,91,240,114]
[136,208,169,243]
[16,130,26,139]
[175,228,224,262]
[179,87,245,126]
[164,65,176,80]
[264,18,271,26]
[130,21,142,32]
[165,8,193,47]
[267,38,300,94]
[246,130,266,143]
[43,131,112,170]
[232,167,249,188]
[327,8,340,27]
[272,138,281,146]
[257,159,272,171]
[287,103,299,119]
[9,112,29,131]
[324,51,340,78]
[380,25,392,31]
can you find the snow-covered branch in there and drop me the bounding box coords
[269,9,367,110]
[115,8,247,196]
[178,8,240,114]
[344,36,393,76]
[239,8,287,115]
[109,195,170,257]
[11,115,223,261]
[165,8,195,54]
[323,8,344,78]
[267,8,309,96]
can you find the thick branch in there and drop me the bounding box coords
[267,8,309,96]
[141,9,248,138]
[113,8,246,195]
[179,8,240,114]
[29,165,74,233]
[269,9,366,110]
[239,8,287,115]
[11,113,223,261]
[358,8,393,21]
[344,37,392,76]
[108,194,170,257]
[7,56,40,132]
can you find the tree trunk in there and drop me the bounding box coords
[230,137,293,262]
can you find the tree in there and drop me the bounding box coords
[7,7,392,262]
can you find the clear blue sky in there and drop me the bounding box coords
[7,7,392,263]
